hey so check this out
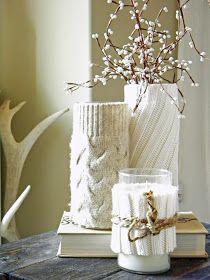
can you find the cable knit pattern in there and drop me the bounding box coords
[70,102,129,229]
[124,84,180,186]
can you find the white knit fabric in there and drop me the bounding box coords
[111,183,178,256]
[70,102,129,229]
[124,84,180,186]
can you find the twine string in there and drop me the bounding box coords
[112,190,177,243]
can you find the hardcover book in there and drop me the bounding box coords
[57,212,114,257]
[57,211,208,258]
[171,212,208,258]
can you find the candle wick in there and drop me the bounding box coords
[146,180,149,190]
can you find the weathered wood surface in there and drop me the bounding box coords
[0,224,209,280]
[0,231,59,273]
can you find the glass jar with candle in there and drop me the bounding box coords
[111,168,178,274]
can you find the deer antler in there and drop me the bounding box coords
[0,100,69,241]
[1,185,31,242]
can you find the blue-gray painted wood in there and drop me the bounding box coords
[0,225,209,280]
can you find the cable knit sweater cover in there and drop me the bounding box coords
[70,102,129,229]
[124,84,180,186]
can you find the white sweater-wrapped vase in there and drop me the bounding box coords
[124,84,180,186]
[70,102,129,229]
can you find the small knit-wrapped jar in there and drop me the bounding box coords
[70,102,129,229]
[111,168,178,274]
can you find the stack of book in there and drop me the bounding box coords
[57,211,208,258]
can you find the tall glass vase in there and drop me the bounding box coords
[124,83,180,186]
[70,102,129,229]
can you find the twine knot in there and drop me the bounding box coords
[112,190,177,243]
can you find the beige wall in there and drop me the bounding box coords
[0,0,90,237]
[0,0,177,238]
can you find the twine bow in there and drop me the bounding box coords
[112,190,177,243]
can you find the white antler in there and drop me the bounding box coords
[0,100,69,241]
[1,186,31,242]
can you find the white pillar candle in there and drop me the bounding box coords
[118,253,170,274]
[111,181,178,274]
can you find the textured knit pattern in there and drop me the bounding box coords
[124,84,180,186]
[70,102,129,229]
[111,183,178,256]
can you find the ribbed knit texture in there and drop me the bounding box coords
[124,84,180,186]
[70,102,129,229]
[111,183,178,255]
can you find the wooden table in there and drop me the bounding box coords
[0,224,210,280]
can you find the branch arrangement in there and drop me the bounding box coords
[66,0,206,115]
